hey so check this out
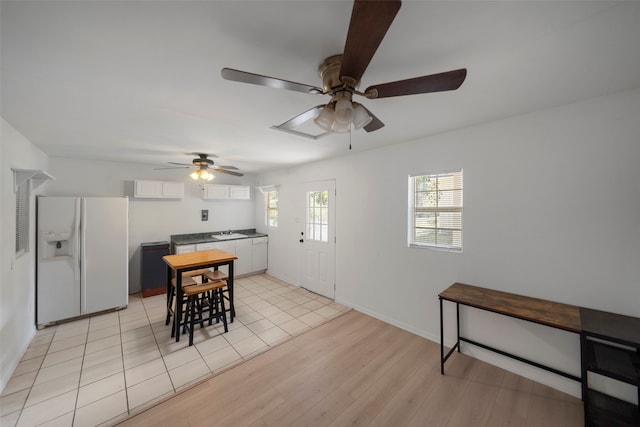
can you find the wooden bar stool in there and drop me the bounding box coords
[165,268,216,327]
[203,270,232,319]
[165,274,197,328]
[183,280,228,346]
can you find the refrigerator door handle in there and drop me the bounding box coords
[72,198,81,282]
[80,198,87,313]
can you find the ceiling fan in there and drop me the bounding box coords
[221,0,467,137]
[156,153,243,181]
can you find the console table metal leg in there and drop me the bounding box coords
[456,303,460,353]
[440,298,461,375]
[440,297,444,374]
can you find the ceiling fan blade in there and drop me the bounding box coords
[153,166,193,170]
[340,0,401,84]
[361,105,385,132]
[212,166,244,177]
[217,165,239,170]
[168,162,194,166]
[221,68,323,95]
[365,68,467,99]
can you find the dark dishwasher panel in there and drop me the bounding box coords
[140,241,170,297]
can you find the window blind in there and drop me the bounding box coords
[15,181,30,257]
[409,170,463,250]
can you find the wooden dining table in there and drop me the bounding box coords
[163,249,237,342]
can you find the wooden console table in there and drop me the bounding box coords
[439,282,582,381]
[439,283,640,426]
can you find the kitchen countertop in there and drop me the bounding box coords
[171,229,267,245]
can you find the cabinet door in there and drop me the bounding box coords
[162,182,184,198]
[229,185,250,200]
[204,184,229,200]
[235,239,253,275]
[215,241,235,275]
[252,239,268,271]
[134,180,163,198]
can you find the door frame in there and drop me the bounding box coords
[299,179,336,299]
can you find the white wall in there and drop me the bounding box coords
[256,88,640,397]
[0,118,50,392]
[45,158,257,293]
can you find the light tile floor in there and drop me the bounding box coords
[0,274,349,427]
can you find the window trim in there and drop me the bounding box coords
[264,189,279,228]
[408,169,463,252]
[15,179,30,258]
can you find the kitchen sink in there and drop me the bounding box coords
[212,233,247,240]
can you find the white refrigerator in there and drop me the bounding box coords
[37,196,129,327]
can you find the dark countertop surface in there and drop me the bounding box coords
[171,229,267,245]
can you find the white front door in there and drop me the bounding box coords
[300,180,335,299]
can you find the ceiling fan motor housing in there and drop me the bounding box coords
[193,157,214,167]
[319,55,359,94]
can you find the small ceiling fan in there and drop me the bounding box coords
[156,153,243,181]
[221,0,466,137]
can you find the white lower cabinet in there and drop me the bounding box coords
[173,237,267,276]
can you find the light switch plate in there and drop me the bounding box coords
[201,209,208,221]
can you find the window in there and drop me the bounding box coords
[307,190,329,242]
[15,180,30,257]
[409,170,463,251]
[264,190,279,227]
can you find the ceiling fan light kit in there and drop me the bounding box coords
[221,0,467,138]
[190,168,214,182]
[155,153,243,180]
[313,90,372,133]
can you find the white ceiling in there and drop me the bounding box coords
[2,1,639,174]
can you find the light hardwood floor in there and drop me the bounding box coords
[118,310,583,426]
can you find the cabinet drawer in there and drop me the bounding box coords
[174,244,196,254]
[196,242,218,251]
[252,237,268,244]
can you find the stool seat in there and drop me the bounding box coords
[203,270,229,282]
[170,275,197,287]
[184,268,212,278]
[183,279,226,296]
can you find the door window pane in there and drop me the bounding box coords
[306,190,329,243]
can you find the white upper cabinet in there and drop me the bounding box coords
[202,184,250,200]
[161,182,184,198]
[203,184,229,200]
[229,185,250,200]
[134,180,184,199]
